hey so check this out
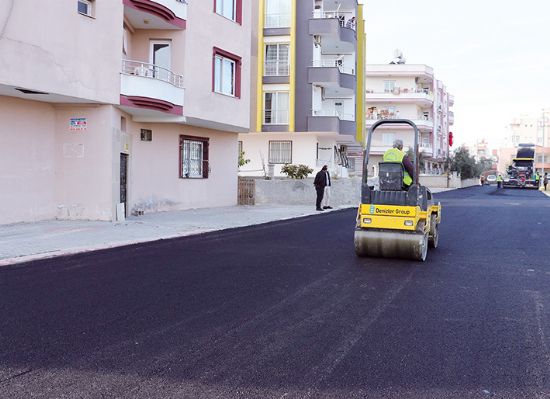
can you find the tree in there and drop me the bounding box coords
[454,148,494,179]
[450,146,483,179]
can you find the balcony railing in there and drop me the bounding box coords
[312,10,356,30]
[313,110,354,121]
[366,88,433,96]
[264,60,290,76]
[122,59,183,88]
[264,109,289,125]
[264,13,291,28]
[311,60,354,75]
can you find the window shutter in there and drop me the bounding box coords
[202,140,210,178]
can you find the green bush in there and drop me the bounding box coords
[238,150,250,168]
[281,164,313,179]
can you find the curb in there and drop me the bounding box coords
[0,206,357,267]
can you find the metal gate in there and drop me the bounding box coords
[238,177,255,205]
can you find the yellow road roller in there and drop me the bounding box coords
[355,119,441,261]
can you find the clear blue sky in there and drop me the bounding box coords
[365,0,550,148]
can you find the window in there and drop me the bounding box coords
[265,44,289,76]
[141,129,152,142]
[383,80,396,93]
[150,40,172,82]
[213,48,242,97]
[382,133,395,146]
[265,0,291,28]
[78,0,93,17]
[264,92,289,124]
[269,141,292,164]
[238,140,243,155]
[180,136,209,179]
[215,0,242,23]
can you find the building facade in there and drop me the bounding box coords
[0,0,251,224]
[365,64,454,175]
[498,113,550,174]
[238,0,366,178]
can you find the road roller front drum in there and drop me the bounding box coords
[354,228,428,262]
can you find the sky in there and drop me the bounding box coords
[365,0,550,149]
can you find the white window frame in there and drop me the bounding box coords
[181,139,205,178]
[149,40,172,81]
[264,0,291,28]
[78,0,93,17]
[215,0,236,21]
[269,140,292,164]
[214,55,236,96]
[264,43,290,76]
[264,91,289,125]
[382,133,396,146]
[383,80,396,93]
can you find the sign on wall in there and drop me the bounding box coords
[69,117,87,131]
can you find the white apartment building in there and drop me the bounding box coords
[365,64,454,175]
[498,114,550,173]
[0,0,251,225]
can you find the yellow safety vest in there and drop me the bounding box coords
[383,148,413,186]
[497,175,503,182]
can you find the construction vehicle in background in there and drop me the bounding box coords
[503,144,538,189]
[355,120,441,262]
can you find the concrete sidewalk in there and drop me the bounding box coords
[0,187,455,266]
[0,204,356,266]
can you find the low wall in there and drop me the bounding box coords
[461,178,481,188]
[252,175,480,206]
[254,177,362,206]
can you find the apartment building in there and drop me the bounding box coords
[365,64,454,175]
[238,0,366,178]
[498,114,550,173]
[0,0,251,225]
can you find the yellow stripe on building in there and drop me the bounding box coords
[255,0,265,132]
[355,4,366,145]
[288,0,297,132]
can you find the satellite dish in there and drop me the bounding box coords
[389,49,406,64]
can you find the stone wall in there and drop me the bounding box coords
[254,177,362,206]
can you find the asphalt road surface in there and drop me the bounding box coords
[1,186,550,399]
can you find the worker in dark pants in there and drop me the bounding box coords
[314,165,329,211]
[497,174,503,188]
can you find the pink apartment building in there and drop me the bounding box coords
[0,0,251,224]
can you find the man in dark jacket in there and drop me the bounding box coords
[314,165,329,211]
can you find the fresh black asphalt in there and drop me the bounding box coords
[1,186,549,398]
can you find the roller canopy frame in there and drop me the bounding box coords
[362,119,421,204]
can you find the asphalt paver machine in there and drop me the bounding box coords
[355,120,442,261]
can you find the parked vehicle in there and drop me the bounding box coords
[486,175,497,184]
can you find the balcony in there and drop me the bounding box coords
[420,144,434,157]
[448,94,455,106]
[366,88,434,105]
[308,111,356,136]
[309,12,356,54]
[366,64,434,81]
[308,61,356,95]
[120,59,184,120]
[123,0,187,30]
[366,116,434,131]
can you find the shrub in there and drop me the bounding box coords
[238,151,250,168]
[281,164,313,179]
